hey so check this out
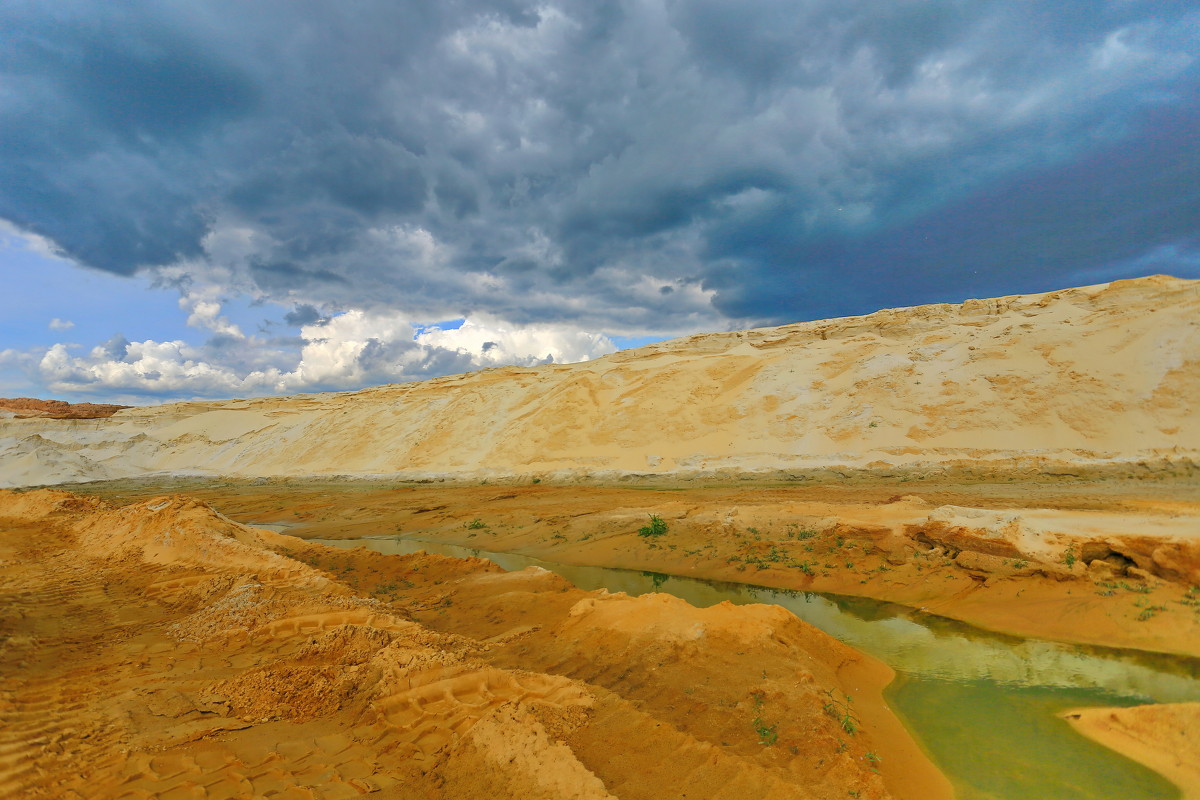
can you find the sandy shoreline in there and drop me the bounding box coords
[1064,703,1200,799]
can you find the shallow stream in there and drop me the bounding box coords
[311,535,1200,800]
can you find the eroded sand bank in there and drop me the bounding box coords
[0,488,948,799]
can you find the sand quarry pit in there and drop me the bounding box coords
[0,488,946,800]
[2,276,1199,798]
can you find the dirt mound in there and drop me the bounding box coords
[1,275,1197,487]
[0,488,948,799]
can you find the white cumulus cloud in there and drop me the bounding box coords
[19,309,618,402]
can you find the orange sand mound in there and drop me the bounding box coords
[0,488,949,799]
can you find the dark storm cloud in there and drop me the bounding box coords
[704,97,1200,320]
[1,0,1198,329]
[282,304,326,328]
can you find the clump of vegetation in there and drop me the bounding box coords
[638,514,669,538]
[1062,547,1077,568]
[785,524,819,541]
[751,694,778,746]
[464,518,489,530]
[822,690,860,735]
[1135,601,1167,621]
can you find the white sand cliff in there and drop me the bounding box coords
[1,275,1196,487]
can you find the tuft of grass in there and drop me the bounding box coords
[1062,547,1077,568]
[464,518,489,530]
[638,514,669,538]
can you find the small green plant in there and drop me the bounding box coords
[1062,547,1077,568]
[751,694,778,746]
[464,518,488,530]
[638,514,669,538]
[822,690,860,735]
[1135,602,1166,621]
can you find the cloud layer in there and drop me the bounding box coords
[3,308,614,402]
[2,1,1198,400]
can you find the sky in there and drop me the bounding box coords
[2,1,1198,404]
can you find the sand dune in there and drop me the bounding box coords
[1,275,1196,487]
[0,488,946,799]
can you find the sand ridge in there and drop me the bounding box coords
[1,275,1197,487]
[0,488,948,799]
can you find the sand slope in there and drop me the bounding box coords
[1,275,1197,487]
[0,488,947,800]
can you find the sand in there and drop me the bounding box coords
[1064,703,1200,799]
[1,275,1196,488]
[82,478,1200,659]
[0,488,950,799]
